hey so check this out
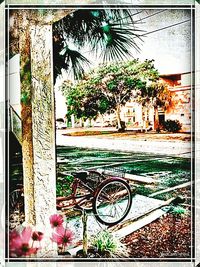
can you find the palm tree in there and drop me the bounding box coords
[138,80,173,131]
[53,9,144,82]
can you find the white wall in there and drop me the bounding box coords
[9,54,21,115]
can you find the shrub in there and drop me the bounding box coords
[56,175,74,196]
[135,185,153,196]
[169,205,188,217]
[91,230,129,257]
[163,119,182,133]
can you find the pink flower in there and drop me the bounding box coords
[49,214,64,228]
[32,231,44,242]
[51,225,73,247]
[9,227,38,257]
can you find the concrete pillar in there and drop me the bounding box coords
[30,25,57,255]
[15,9,74,257]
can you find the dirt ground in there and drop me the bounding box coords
[122,211,191,258]
[61,128,191,142]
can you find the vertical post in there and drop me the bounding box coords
[30,24,57,233]
[15,10,74,257]
[19,26,36,225]
[82,210,88,257]
[144,107,147,132]
[9,107,13,132]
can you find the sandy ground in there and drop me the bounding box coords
[58,127,191,141]
[56,128,192,157]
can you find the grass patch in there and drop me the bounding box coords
[121,158,191,175]
[135,185,155,196]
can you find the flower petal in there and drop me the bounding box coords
[55,225,65,235]
[49,214,64,228]
[51,233,63,245]
[21,226,32,243]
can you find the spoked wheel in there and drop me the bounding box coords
[93,178,132,226]
[9,188,24,213]
[9,188,25,229]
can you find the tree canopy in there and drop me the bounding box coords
[61,59,171,130]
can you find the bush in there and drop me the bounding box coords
[56,175,74,196]
[91,230,129,257]
[163,119,182,133]
[135,185,153,196]
[169,205,188,217]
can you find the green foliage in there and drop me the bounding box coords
[91,230,129,257]
[92,231,117,254]
[169,205,188,217]
[56,175,74,197]
[163,119,182,133]
[21,92,30,105]
[161,175,188,188]
[135,185,153,196]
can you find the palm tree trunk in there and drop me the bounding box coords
[142,106,148,132]
[154,106,159,131]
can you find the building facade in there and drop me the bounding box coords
[161,72,192,132]
[119,72,192,132]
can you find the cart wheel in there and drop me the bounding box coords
[93,178,132,226]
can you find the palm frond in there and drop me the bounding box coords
[56,10,104,48]
[55,9,144,48]
[62,46,91,80]
[89,21,143,62]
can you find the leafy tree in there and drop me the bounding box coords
[53,9,143,81]
[61,59,168,130]
[60,79,103,121]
